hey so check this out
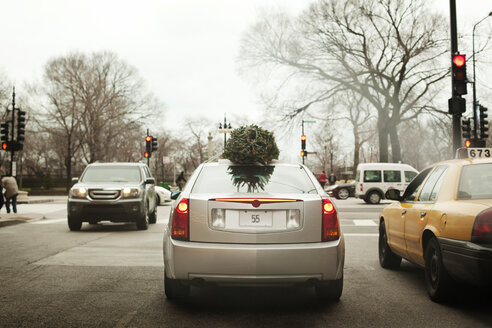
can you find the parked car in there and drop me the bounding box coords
[326,182,355,200]
[67,162,157,230]
[163,160,345,301]
[355,162,418,204]
[379,157,492,302]
[155,186,172,205]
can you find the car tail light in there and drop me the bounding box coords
[472,208,492,242]
[172,198,189,240]
[360,183,363,192]
[322,198,340,242]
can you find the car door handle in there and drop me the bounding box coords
[402,209,407,215]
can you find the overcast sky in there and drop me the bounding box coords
[1,0,491,163]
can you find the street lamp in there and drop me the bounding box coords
[472,11,492,138]
[218,114,232,150]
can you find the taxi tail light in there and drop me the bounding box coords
[172,198,189,241]
[322,198,340,242]
[472,208,492,242]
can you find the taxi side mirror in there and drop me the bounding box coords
[385,189,402,201]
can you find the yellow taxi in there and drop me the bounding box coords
[379,156,492,302]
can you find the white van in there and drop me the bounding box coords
[354,163,418,204]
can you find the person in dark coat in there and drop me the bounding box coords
[176,171,187,190]
[328,173,337,186]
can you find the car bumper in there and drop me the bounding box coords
[439,237,492,285]
[164,236,345,286]
[67,198,145,222]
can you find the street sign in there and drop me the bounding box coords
[163,156,171,164]
[218,129,233,133]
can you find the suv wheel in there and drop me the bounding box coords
[136,205,149,230]
[68,215,82,231]
[149,206,157,224]
[366,191,381,204]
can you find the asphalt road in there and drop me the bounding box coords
[0,198,491,327]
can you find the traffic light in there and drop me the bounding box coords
[461,118,471,139]
[145,135,152,158]
[151,136,158,152]
[301,135,306,150]
[17,110,26,143]
[452,53,467,96]
[479,105,489,139]
[1,122,8,144]
[300,150,308,157]
[464,139,471,148]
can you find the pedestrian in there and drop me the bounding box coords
[318,170,328,189]
[328,172,337,186]
[176,171,187,190]
[2,174,19,214]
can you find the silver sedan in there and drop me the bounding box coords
[163,160,345,301]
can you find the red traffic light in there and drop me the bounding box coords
[453,54,465,67]
[465,139,471,148]
[301,135,306,141]
[2,142,7,150]
[145,136,151,142]
[144,151,150,158]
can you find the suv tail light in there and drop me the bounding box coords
[360,183,363,192]
[172,198,189,240]
[472,208,492,243]
[322,198,340,242]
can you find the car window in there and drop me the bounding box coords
[81,166,142,183]
[191,165,316,194]
[383,170,401,183]
[144,166,152,178]
[405,171,418,183]
[364,170,381,182]
[402,167,432,202]
[457,163,492,200]
[418,166,448,202]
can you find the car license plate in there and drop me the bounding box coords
[239,211,273,227]
[467,148,492,158]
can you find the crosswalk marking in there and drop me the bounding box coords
[353,219,377,226]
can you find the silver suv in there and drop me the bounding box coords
[67,162,157,231]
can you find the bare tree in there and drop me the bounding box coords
[239,0,449,162]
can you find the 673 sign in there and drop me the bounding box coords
[468,148,492,158]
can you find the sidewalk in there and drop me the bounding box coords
[0,196,67,227]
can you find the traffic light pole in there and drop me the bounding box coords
[10,89,16,176]
[450,0,462,152]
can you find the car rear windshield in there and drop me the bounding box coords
[457,163,492,200]
[81,166,142,183]
[191,165,317,194]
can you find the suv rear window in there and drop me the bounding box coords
[81,166,142,183]
[191,165,316,194]
[458,163,492,199]
[364,170,381,182]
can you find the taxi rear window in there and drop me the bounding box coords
[457,163,492,200]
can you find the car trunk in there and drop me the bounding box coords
[188,193,323,244]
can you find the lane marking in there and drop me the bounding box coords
[353,219,377,226]
[115,310,138,328]
[31,218,66,224]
